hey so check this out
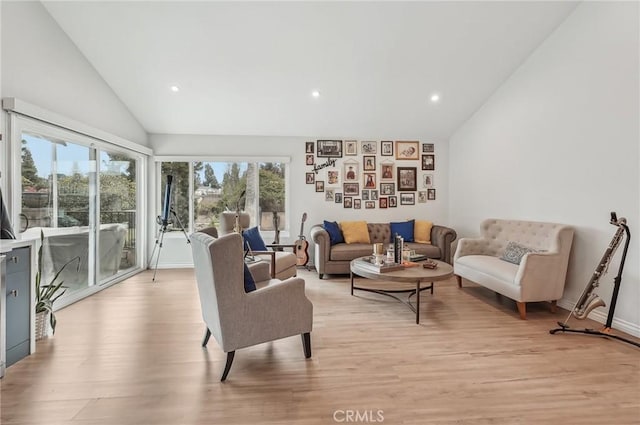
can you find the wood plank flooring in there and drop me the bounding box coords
[1,268,639,424]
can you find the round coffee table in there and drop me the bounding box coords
[350,257,454,324]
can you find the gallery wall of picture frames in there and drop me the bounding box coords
[305,140,437,209]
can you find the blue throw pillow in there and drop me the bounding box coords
[243,263,257,292]
[323,220,345,245]
[243,226,268,251]
[390,220,415,242]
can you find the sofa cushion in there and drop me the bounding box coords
[500,241,538,265]
[340,221,371,244]
[390,220,415,242]
[323,220,344,245]
[414,220,433,243]
[243,226,268,251]
[455,255,521,300]
[330,243,374,261]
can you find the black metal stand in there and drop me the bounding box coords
[550,223,639,348]
[148,207,190,282]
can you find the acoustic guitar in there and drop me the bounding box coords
[295,213,309,266]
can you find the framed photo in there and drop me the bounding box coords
[353,199,361,209]
[380,182,395,196]
[361,141,377,154]
[363,156,376,171]
[381,163,394,181]
[306,154,314,165]
[422,143,434,153]
[379,197,388,209]
[315,181,325,192]
[395,141,419,160]
[344,197,353,208]
[345,140,357,156]
[381,141,393,156]
[343,161,359,182]
[365,201,375,209]
[325,188,335,202]
[422,174,434,188]
[306,172,315,184]
[306,141,314,153]
[317,140,343,158]
[388,196,397,208]
[362,190,369,201]
[427,188,436,200]
[363,172,376,189]
[343,182,359,196]
[397,167,417,191]
[370,190,379,201]
[400,193,415,205]
[417,191,427,203]
[422,154,435,171]
[335,192,343,203]
[327,170,339,185]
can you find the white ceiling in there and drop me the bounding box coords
[43,1,578,139]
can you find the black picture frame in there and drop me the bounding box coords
[381,141,393,156]
[427,188,436,200]
[397,167,417,191]
[344,197,353,208]
[306,141,314,153]
[388,196,397,207]
[306,172,315,184]
[317,140,343,158]
[363,155,376,171]
[400,193,415,205]
[343,182,359,196]
[422,154,435,170]
[315,181,325,192]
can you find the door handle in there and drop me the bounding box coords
[9,289,18,297]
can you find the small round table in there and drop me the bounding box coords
[350,257,454,324]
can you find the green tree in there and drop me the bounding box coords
[203,164,220,188]
[21,140,45,189]
[259,164,285,212]
[219,163,247,212]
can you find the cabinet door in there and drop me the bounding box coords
[5,248,30,367]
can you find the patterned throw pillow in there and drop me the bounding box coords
[500,241,537,265]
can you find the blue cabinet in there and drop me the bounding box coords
[5,247,30,367]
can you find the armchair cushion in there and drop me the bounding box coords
[243,263,257,292]
[243,226,268,251]
[390,220,415,242]
[340,221,370,244]
[500,241,540,265]
[323,220,344,245]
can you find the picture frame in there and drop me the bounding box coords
[353,199,361,209]
[427,188,436,200]
[306,172,315,184]
[379,197,388,208]
[395,141,419,160]
[422,143,434,153]
[343,160,359,182]
[335,192,343,203]
[363,155,376,171]
[397,167,417,191]
[380,163,394,181]
[361,141,377,154]
[343,182,359,196]
[388,196,397,208]
[422,154,435,171]
[325,188,335,202]
[363,172,376,189]
[344,197,353,208]
[422,174,434,188]
[317,140,343,158]
[362,190,369,201]
[380,182,395,196]
[417,191,427,203]
[306,141,314,153]
[327,170,339,185]
[306,154,314,165]
[365,201,375,209]
[370,190,379,201]
[315,181,325,192]
[381,141,393,156]
[400,193,415,205]
[345,140,358,156]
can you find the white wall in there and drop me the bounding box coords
[1,1,148,146]
[449,2,639,335]
[149,134,449,268]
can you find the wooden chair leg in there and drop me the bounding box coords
[516,302,527,320]
[455,275,462,288]
[301,332,312,359]
[202,328,212,347]
[221,351,235,382]
[549,300,557,313]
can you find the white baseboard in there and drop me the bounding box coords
[557,299,640,338]
[150,262,193,269]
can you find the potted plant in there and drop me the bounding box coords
[35,230,80,339]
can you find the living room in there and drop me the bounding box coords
[1,1,638,424]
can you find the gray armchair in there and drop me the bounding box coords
[190,232,313,381]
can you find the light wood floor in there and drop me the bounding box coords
[2,268,639,425]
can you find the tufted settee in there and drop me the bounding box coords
[310,222,457,279]
[454,219,574,319]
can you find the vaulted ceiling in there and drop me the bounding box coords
[43,1,578,139]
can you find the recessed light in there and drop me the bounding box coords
[430,93,440,103]
[311,90,320,98]
[170,85,180,92]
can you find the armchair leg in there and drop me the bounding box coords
[202,328,212,347]
[516,302,527,320]
[301,332,312,359]
[221,351,235,382]
[455,275,462,288]
[318,273,324,279]
[550,300,557,313]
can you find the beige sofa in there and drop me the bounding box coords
[454,219,574,319]
[310,222,457,279]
